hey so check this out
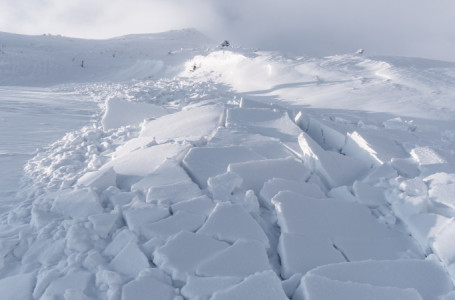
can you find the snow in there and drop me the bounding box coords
[2,29,455,300]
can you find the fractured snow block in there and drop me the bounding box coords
[0,272,36,300]
[406,213,452,252]
[88,213,119,239]
[352,181,387,206]
[333,235,421,262]
[105,142,190,177]
[298,132,369,188]
[171,196,215,217]
[153,231,229,281]
[293,274,423,300]
[210,270,288,300]
[196,239,271,277]
[227,157,311,194]
[140,211,206,240]
[123,204,170,235]
[363,163,398,183]
[102,97,168,130]
[77,166,117,191]
[391,196,428,222]
[411,146,446,165]
[146,180,202,205]
[51,188,103,219]
[432,221,455,266]
[130,159,192,193]
[103,229,138,257]
[306,117,346,151]
[272,191,390,239]
[282,273,302,298]
[429,183,455,210]
[226,108,303,154]
[308,259,453,300]
[182,146,264,188]
[327,186,357,203]
[208,171,243,202]
[391,157,420,178]
[260,178,325,208]
[181,276,241,300]
[399,178,428,197]
[110,240,149,278]
[122,274,176,300]
[108,191,136,208]
[139,103,224,143]
[42,270,91,299]
[278,232,345,279]
[197,203,269,248]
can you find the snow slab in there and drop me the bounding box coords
[207,171,243,202]
[104,142,190,177]
[171,195,215,217]
[122,274,177,300]
[182,146,264,188]
[130,159,192,193]
[88,213,119,239]
[307,259,453,300]
[101,97,168,130]
[77,166,117,191]
[272,191,391,238]
[197,202,270,248]
[278,232,345,279]
[391,157,420,178]
[293,274,423,300]
[352,181,387,206]
[406,213,453,252]
[181,276,241,300]
[103,229,138,257]
[109,240,149,278]
[196,239,271,277]
[0,272,36,300]
[260,178,325,209]
[429,182,455,210]
[210,270,288,300]
[42,270,92,300]
[122,204,170,235]
[153,231,230,281]
[140,210,206,240]
[227,157,311,194]
[145,180,202,205]
[51,188,103,219]
[139,103,224,143]
[298,132,369,188]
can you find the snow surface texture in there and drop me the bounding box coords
[1,29,455,299]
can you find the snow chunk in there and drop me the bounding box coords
[210,271,288,300]
[429,183,455,210]
[343,131,383,167]
[260,178,324,208]
[122,274,176,300]
[308,259,453,300]
[208,171,243,202]
[352,181,387,206]
[272,191,390,238]
[88,213,119,239]
[140,211,206,240]
[294,274,423,300]
[182,146,264,188]
[104,229,138,257]
[278,232,345,279]
[181,276,241,300]
[407,213,452,252]
[327,186,357,203]
[110,240,149,278]
[391,196,428,222]
[139,103,223,143]
[146,181,202,205]
[42,270,91,300]
[197,203,269,248]
[227,157,311,194]
[171,196,215,217]
[123,204,170,235]
[0,272,36,300]
[77,166,117,191]
[106,142,189,177]
[102,97,168,130]
[383,117,416,131]
[298,132,369,188]
[51,188,103,219]
[130,159,192,192]
[153,231,229,281]
[399,178,428,197]
[433,221,455,267]
[391,157,420,178]
[196,239,271,277]
[411,146,446,165]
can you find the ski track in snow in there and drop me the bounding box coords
[1,30,455,299]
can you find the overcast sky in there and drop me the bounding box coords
[1,0,455,62]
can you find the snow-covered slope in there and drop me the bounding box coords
[1,30,455,300]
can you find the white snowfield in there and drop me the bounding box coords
[1,29,455,299]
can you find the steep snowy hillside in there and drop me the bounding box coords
[1,30,455,300]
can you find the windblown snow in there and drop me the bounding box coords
[1,29,455,299]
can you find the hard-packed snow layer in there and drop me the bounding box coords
[2,30,455,300]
